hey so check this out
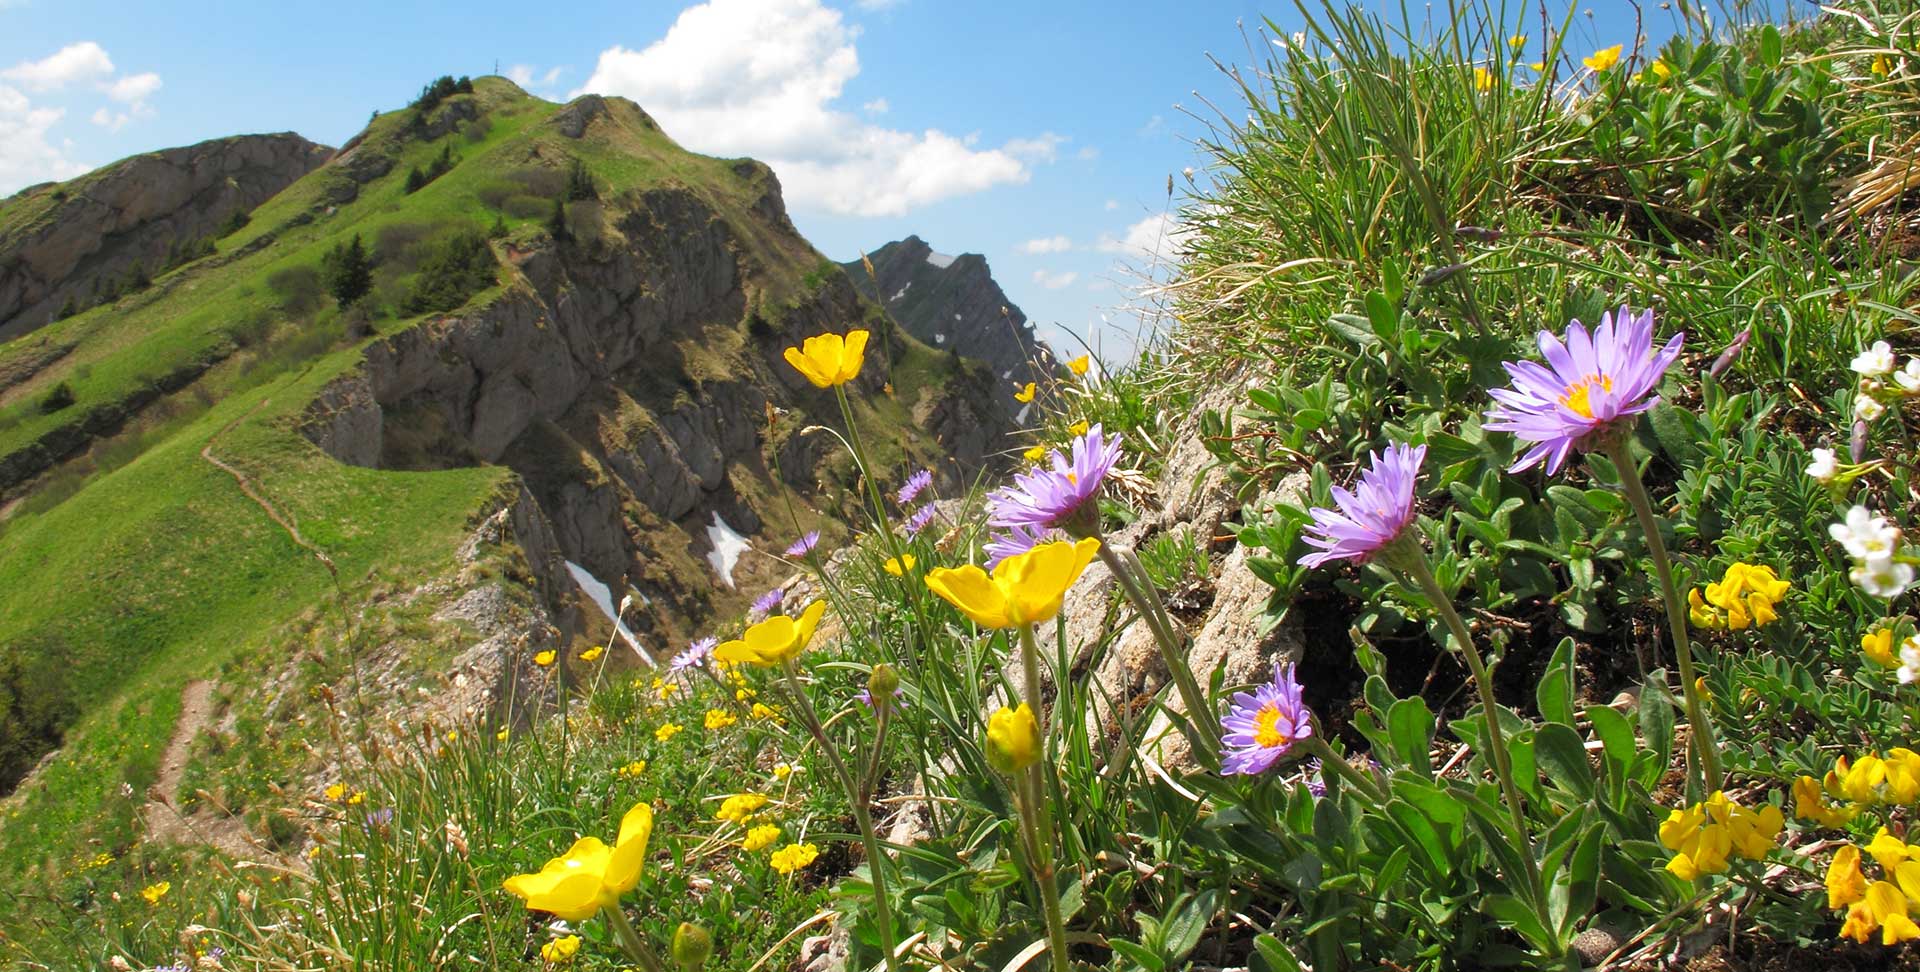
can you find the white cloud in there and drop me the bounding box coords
[1004,132,1067,163]
[3,41,113,90]
[1097,213,1192,264]
[0,84,88,195]
[507,64,566,89]
[861,97,888,115]
[103,71,159,103]
[576,0,1048,217]
[1032,269,1078,290]
[1018,235,1072,254]
[1076,145,1099,161]
[854,0,902,8]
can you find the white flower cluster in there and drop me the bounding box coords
[1850,340,1920,422]
[1831,505,1914,599]
[1899,633,1920,685]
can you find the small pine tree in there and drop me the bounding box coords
[127,261,151,291]
[564,159,597,201]
[547,197,570,242]
[322,235,374,307]
[404,167,427,194]
[487,213,509,240]
[428,143,454,179]
[456,75,474,94]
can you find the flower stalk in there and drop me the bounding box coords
[1093,539,1219,758]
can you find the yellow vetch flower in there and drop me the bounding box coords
[497,727,510,742]
[348,790,366,806]
[1014,382,1037,403]
[704,708,737,731]
[541,935,582,963]
[783,330,870,388]
[1874,53,1892,77]
[750,702,780,722]
[1843,881,1920,944]
[140,881,170,905]
[925,538,1100,630]
[1830,844,1870,910]
[1867,828,1919,872]
[1507,33,1527,50]
[1474,66,1495,93]
[657,680,679,699]
[1023,444,1047,463]
[1658,791,1781,880]
[580,646,604,663]
[1865,628,1898,668]
[985,703,1042,774]
[1583,44,1622,71]
[655,723,683,742]
[770,842,820,874]
[715,600,827,667]
[1067,420,1089,436]
[1067,355,1090,376]
[774,762,793,781]
[324,783,347,802]
[1690,562,1789,630]
[1795,775,1856,828]
[716,793,769,824]
[535,650,557,667]
[503,802,653,922]
[883,555,916,576]
[742,823,781,852]
[617,760,647,779]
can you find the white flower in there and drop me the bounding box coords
[1853,340,1897,376]
[1806,447,1838,483]
[1853,555,1915,600]
[1902,636,1920,685]
[1831,505,1902,560]
[1856,393,1887,422]
[1897,357,1920,394]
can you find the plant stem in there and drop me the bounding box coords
[1299,735,1390,804]
[604,904,666,972]
[1017,767,1073,972]
[1602,435,1722,790]
[779,663,900,969]
[1395,549,1554,950]
[1093,541,1219,758]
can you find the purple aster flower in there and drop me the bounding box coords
[749,588,783,620]
[903,502,938,537]
[987,424,1123,535]
[670,637,717,673]
[784,531,820,557]
[1299,442,1425,568]
[1482,305,1683,475]
[984,523,1058,568]
[1301,759,1327,798]
[1220,662,1314,775]
[363,807,395,830]
[896,469,933,506]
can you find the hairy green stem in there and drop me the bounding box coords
[1093,541,1219,758]
[604,904,666,972]
[1602,435,1722,791]
[1016,766,1073,972]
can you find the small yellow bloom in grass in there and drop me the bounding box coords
[324,783,347,802]
[348,790,366,806]
[1865,628,1898,668]
[883,554,916,576]
[1023,444,1047,464]
[715,601,828,667]
[497,727,511,742]
[580,645,604,663]
[1068,355,1090,376]
[925,537,1101,629]
[617,760,647,779]
[1583,44,1622,72]
[1528,61,1546,71]
[1473,66,1494,93]
[742,823,781,852]
[1014,382,1037,403]
[1690,562,1789,630]
[1507,33,1527,50]
[716,793,769,824]
[704,708,737,731]
[1648,59,1673,82]
[985,703,1042,774]
[1874,53,1893,78]
[503,802,653,921]
[751,702,780,722]
[774,762,794,781]
[770,842,820,875]
[535,650,557,667]
[658,681,679,700]
[1067,420,1089,436]
[140,881,170,905]
[655,723,684,742]
[541,935,582,963]
[1842,881,1920,944]
[783,330,870,388]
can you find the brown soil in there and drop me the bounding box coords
[140,680,266,861]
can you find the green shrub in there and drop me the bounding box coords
[37,381,74,413]
[402,230,497,314]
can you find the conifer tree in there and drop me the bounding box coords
[322,234,374,307]
[547,197,570,242]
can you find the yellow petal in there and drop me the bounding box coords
[713,639,757,666]
[1014,382,1036,403]
[1870,829,1913,871]
[837,329,870,384]
[604,802,653,894]
[986,704,1041,773]
[793,599,827,650]
[996,537,1101,627]
[1865,629,1898,668]
[783,345,833,388]
[503,838,613,921]
[1843,900,1879,942]
[742,614,801,666]
[925,565,1014,629]
[1830,845,1869,910]
[1068,355,1090,376]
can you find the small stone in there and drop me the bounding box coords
[1571,926,1622,967]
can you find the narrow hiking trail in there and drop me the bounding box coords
[140,681,259,861]
[200,398,337,578]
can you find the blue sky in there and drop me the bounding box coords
[0,0,1679,357]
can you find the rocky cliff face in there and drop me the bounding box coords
[0,133,331,339]
[841,236,1057,414]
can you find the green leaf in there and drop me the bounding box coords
[1563,824,1605,936]
[1160,889,1220,964]
[1759,24,1782,66]
[1109,938,1164,972]
[1639,670,1676,781]
[1482,894,1554,951]
[1535,637,1576,726]
[1389,696,1436,775]
[1535,723,1594,799]
[1585,705,1636,797]
[1252,934,1306,972]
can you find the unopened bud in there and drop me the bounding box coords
[1453,224,1503,244]
[1851,418,1870,463]
[1708,328,1749,379]
[672,922,714,971]
[985,704,1041,774]
[868,664,900,700]
[1418,262,1468,287]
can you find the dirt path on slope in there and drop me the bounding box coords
[140,681,260,861]
[200,398,337,579]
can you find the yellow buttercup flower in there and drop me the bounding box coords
[925,538,1100,630]
[1658,791,1780,880]
[1067,355,1090,376]
[742,823,781,852]
[1023,444,1047,463]
[535,650,557,667]
[1474,66,1495,93]
[714,601,828,667]
[655,723,683,742]
[716,793,769,824]
[1507,33,1527,50]
[883,555,916,577]
[580,646,604,663]
[1067,420,1089,436]
[348,790,366,806]
[503,802,653,922]
[541,935,582,963]
[985,703,1042,774]
[770,842,819,874]
[324,783,347,802]
[1648,59,1673,82]
[704,708,737,731]
[774,762,793,781]
[1583,44,1622,72]
[1795,775,1856,828]
[1873,53,1892,78]
[1865,628,1898,668]
[783,330,869,388]
[497,727,511,742]
[140,881,171,905]
[1831,845,1870,910]
[1014,382,1037,403]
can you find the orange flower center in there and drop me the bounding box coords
[1254,704,1291,748]
[1560,374,1613,419]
